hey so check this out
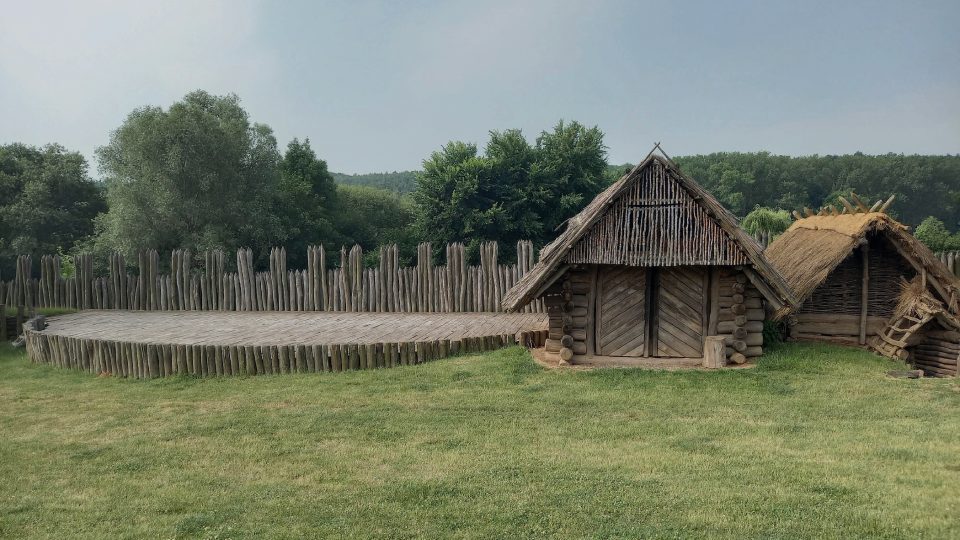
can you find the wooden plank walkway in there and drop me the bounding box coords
[24,311,550,379]
[37,310,547,347]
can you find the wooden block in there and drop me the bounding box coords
[703,336,726,368]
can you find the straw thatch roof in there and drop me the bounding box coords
[765,212,960,313]
[501,153,797,316]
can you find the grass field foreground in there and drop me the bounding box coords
[1,342,958,538]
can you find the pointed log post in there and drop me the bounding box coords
[859,242,869,346]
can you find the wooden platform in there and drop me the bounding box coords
[23,311,548,378]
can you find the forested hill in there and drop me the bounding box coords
[332,171,417,194]
[336,153,960,227]
[610,153,960,227]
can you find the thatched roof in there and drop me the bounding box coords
[501,154,798,316]
[766,212,960,312]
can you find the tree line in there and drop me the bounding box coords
[2,89,959,278]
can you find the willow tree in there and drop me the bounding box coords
[741,206,792,236]
[94,90,284,259]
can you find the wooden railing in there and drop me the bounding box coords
[0,241,543,314]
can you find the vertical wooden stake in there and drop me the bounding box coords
[859,244,869,346]
[703,336,726,368]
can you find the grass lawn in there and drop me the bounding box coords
[1,341,958,539]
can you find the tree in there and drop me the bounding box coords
[94,90,284,261]
[276,138,339,266]
[334,185,416,263]
[914,216,960,252]
[0,143,106,277]
[413,140,494,258]
[528,121,607,237]
[413,121,607,260]
[741,206,792,236]
[674,152,960,226]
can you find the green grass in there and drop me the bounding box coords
[1,342,958,539]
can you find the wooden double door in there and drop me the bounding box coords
[595,266,707,358]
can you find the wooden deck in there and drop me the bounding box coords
[23,311,548,378]
[37,310,548,346]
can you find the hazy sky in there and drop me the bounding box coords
[1,0,958,174]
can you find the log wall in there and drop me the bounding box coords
[543,268,592,364]
[0,241,543,315]
[909,329,960,377]
[541,265,763,364]
[789,313,888,345]
[716,268,765,364]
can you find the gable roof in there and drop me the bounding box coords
[765,212,960,313]
[501,154,798,316]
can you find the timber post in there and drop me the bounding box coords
[859,242,869,345]
[703,336,726,368]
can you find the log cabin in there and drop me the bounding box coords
[501,151,797,368]
[765,203,960,377]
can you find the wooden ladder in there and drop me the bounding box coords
[870,301,938,359]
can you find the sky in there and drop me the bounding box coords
[1,0,958,174]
